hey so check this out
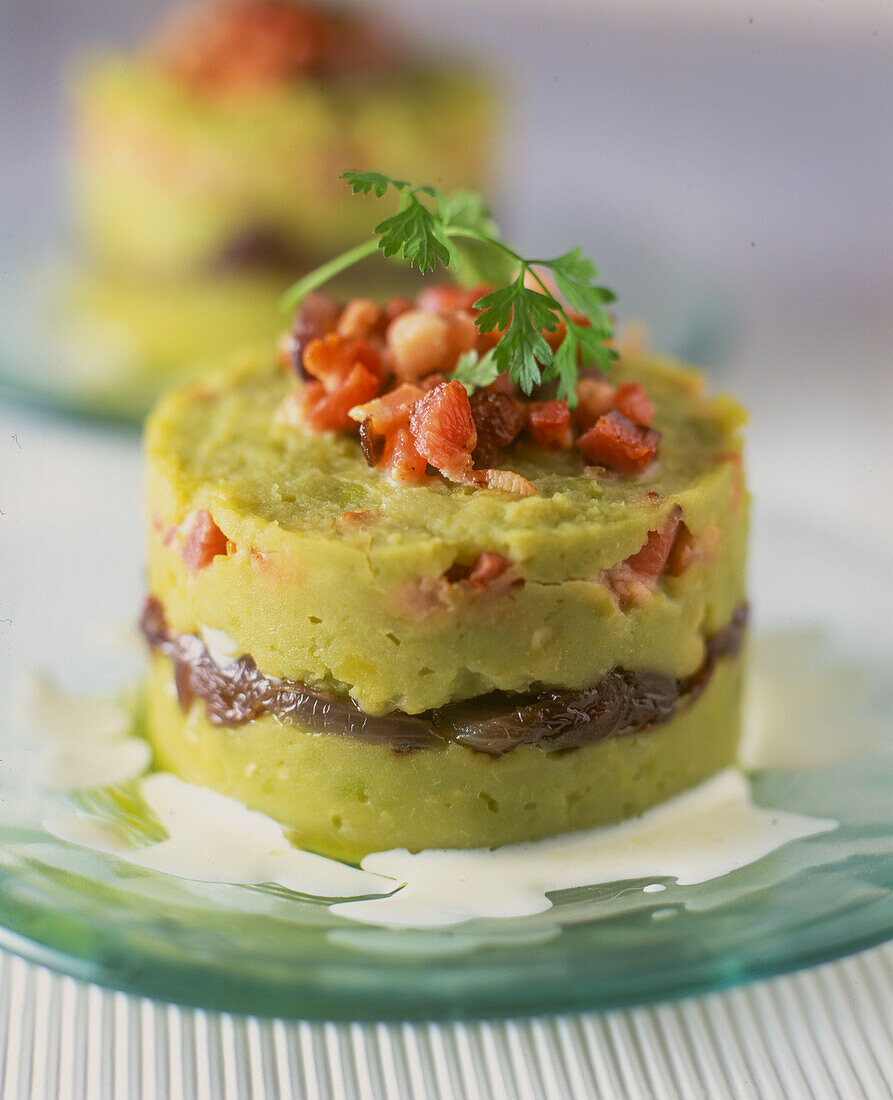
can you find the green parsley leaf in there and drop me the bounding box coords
[283,172,620,401]
[340,170,409,198]
[570,320,618,371]
[448,238,518,289]
[374,193,452,273]
[549,247,616,341]
[438,189,498,236]
[476,279,561,395]
[436,190,518,285]
[545,330,580,406]
[447,349,500,395]
[548,247,598,284]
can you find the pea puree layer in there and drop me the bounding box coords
[146,649,744,860]
[146,350,746,714]
[74,57,493,274]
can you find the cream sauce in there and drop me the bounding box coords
[24,675,151,789]
[45,767,835,929]
[30,667,840,930]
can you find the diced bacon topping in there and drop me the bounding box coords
[600,508,682,607]
[387,309,477,381]
[336,298,383,342]
[301,363,381,432]
[350,384,426,468]
[419,372,447,392]
[348,383,425,435]
[384,296,414,323]
[577,410,661,474]
[181,510,228,573]
[665,523,722,576]
[470,391,526,466]
[486,371,516,396]
[278,286,663,493]
[408,381,477,481]
[613,381,656,427]
[382,427,428,486]
[287,293,339,376]
[472,469,538,496]
[527,400,572,449]
[573,377,616,430]
[149,0,383,90]
[416,284,491,314]
[302,334,381,392]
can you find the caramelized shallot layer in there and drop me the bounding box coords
[142,597,747,755]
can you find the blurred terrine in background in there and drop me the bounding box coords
[63,0,496,411]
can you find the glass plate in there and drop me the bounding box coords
[0,470,891,1020]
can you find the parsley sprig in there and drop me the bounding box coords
[447,348,499,394]
[281,172,617,405]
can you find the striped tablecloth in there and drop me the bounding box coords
[0,943,890,1099]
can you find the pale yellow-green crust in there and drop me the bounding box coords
[146,649,744,860]
[72,55,495,274]
[145,349,748,715]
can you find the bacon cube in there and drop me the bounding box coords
[409,380,477,479]
[348,383,424,435]
[577,410,661,474]
[382,427,428,486]
[181,510,228,573]
[302,363,381,432]
[613,381,656,427]
[527,400,572,449]
[573,377,616,431]
[302,333,381,392]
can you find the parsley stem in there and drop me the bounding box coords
[442,227,525,267]
[279,238,380,312]
[442,229,561,311]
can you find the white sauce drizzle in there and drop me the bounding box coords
[23,675,151,789]
[331,770,836,927]
[28,668,840,930]
[44,768,835,929]
[47,774,387,900]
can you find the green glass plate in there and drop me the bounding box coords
[0,454,891,1019]
[0,751,889,1022]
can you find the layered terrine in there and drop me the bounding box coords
[65,0,494,399]
[142,286,748,860]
